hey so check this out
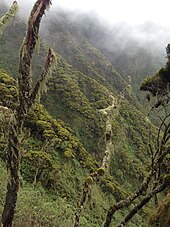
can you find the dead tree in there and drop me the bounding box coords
[1,1,55,226]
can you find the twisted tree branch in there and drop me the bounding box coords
[2,1,53,226]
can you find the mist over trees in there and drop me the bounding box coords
[0,0,169,227]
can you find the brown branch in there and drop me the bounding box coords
[103,170,153,227]
[74,176,95,227]
[2,1,52,226]
[20,131,30,144]
[18,0,52,129]
[116,181,169,227]
[29,48,56,104]
[1,114,20,227]
[154,114,170,160]
[103,111,170,227]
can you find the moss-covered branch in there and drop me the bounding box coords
[103,114,170,227]
[116,179,169,227]
[103,170,153,226]
[30,48,56,102]
[0,1,19,35]
[100,95,118,170]
[2,1,53,226]
[18,0,52,128]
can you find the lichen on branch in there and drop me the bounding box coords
[2,1,54,226]
[0,1,19,35]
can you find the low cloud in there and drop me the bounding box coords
[3,0,170,54]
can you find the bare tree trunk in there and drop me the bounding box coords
[1,115,19,227]
[1,1,55,226]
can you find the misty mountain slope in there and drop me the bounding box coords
[0,67,147,227]
[41,11,128,94]
[0,2,158,187]
[0,4,126,92]
[0,3,162,226]
[0,5,139,153]
[39,46,158,192]
[0,16,25,77]
[0,6,145,107]
[72,14,165,101]
[41,53,108,153]
[105,44,164,101]
[38,9,167,110]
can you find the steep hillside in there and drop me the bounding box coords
[0,2,163,226]
[42,12,127,94]
[0,68,147,226]
[68,15,165,102]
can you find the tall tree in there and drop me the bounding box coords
[1,1,55,226]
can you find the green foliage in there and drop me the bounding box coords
[21,150,55,186]
[0,68,18,108]
[16,188,74,227]
[0,156,143,226]
[0,7,163,225]
[140,72,167,96]
[148,192,170,227]
[46,15,127,94]
[41,55,107,152]
[26,104,72,149]
[0,60,158,226]
[140,56,170,98]
[110,100,158,191]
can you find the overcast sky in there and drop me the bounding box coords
[5,0,170,26]
[3,0,170,52]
